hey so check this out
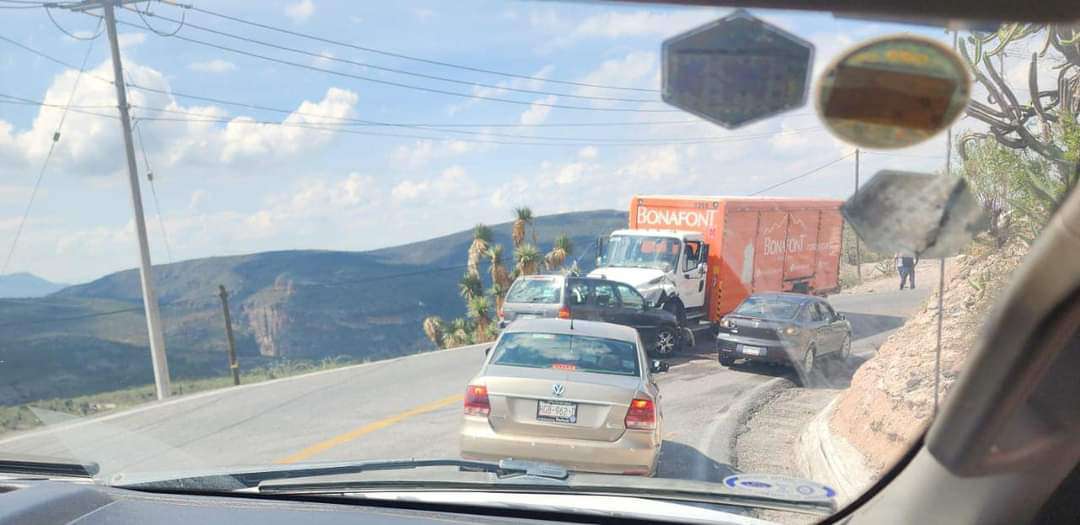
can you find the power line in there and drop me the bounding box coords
[131,0,186,38]
[132,117,174,263]
[126,7,660,105]
[1,21,101,275]
[45,3,104,40]
[101,15,676,113]
[189,4,659,94]
[140,114,827,147]
[747,151,856,196]
[0,91,825,147]
[0,33,709,130]
[129,103,822,144]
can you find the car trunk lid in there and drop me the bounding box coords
[482,365,643,443]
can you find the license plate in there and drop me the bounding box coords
[537,400,578,424]
[739,345,766,356]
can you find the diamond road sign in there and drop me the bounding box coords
[662,10,814,129]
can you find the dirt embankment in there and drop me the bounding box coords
[829,241,1029,474]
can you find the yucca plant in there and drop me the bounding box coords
[514,243,542,276]
[459,272,483,302]
[467,295,492,339]
[422,316,446,349]
[511,207,533,248]
[545,233,573,271]
[487,244,512,290]
[467,224,493,278]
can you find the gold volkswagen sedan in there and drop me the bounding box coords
[460,318,666,476]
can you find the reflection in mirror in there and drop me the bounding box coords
[817,35,970,149]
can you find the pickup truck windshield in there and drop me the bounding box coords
[604,235,681,271]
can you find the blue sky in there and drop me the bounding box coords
[0,1,981,283]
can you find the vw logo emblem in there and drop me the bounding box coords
[551,383,565,397]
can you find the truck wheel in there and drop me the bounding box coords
[719,355,735,367]
[653,326,678,355]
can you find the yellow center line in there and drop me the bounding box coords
[274,393,464,465]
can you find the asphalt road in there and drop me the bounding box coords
[0,282,930,484]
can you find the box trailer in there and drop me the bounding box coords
[589,196,844,327]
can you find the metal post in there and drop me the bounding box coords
[854,148,862,282]
[934,30,959,417]
[218,285,240,386]
[103,1,170,399]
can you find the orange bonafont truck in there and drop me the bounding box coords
[589,196,844,333]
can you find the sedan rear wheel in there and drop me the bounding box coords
[654,327,678,356]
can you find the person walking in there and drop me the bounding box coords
[898,254,917,289]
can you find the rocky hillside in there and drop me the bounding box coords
[829,241,1029,474]
[0,210,626,405]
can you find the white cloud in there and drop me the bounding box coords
[572,10,719,39]
[578,146,598,159]
[411,7,435,21]
[312,50,336,66]
[220,87,358,162]
[0,59,360,174]
[390,138,493,169]
[117,32,146,49]
[447,65,555,115]
[285,0,315,23]
[187,59,236,73]
[520,95,557,125]
[574,51,657,104]
[392,165,475,203]
[188,189,207,210]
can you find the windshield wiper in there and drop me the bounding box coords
[0,453,99,478]
[113,458,567,491]
[114,459,834,516]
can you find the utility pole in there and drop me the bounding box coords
[854,148,862,283]
[70,0,171,399]
[218,285,240,386]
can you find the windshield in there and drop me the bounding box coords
[0,1,1072,524]
[491,332,640,376]
[733,296,803,320]
[603,235,681,270]
[505,278,562,304]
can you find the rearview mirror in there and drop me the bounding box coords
[650,359,670,374]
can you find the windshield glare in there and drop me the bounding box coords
[603,235,681,271]
[0,1,1069,523]
[491,332,640,377]
[734,297,803,320]
[506,278,562,304]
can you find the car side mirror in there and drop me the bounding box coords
[697,262,707,274]
[650,359,670,373]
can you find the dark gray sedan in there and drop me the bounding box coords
[716,293,852,380]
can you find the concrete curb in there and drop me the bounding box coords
[797,397,875,505]
[712,376,795,466]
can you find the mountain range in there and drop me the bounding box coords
[0,210,627,405]
[0,273,69,298]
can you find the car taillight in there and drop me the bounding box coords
[464,385,490,417]
[624,398,656,430]
[558,306,571,319]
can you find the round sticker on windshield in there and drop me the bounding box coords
[816,35,970,149]
[723,473,836,501]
